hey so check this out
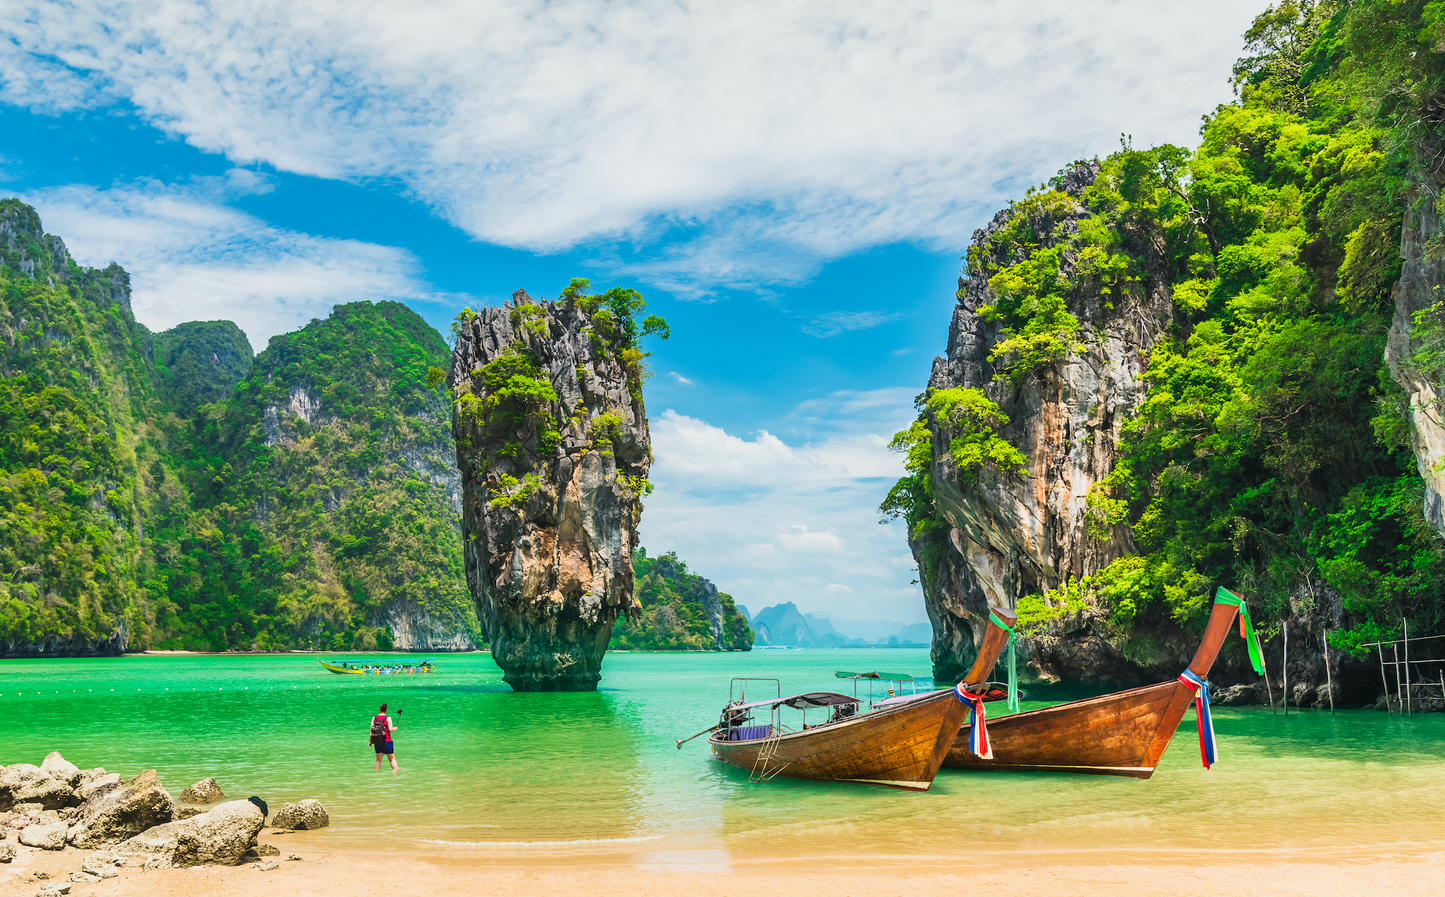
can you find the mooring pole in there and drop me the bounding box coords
[1283,620,1289,716]
[1323,628,1335,715]
[1379,646,1392,714]
[1404,618,1412,718]
[1260,630,1276,712]
[1394,643,1404,714]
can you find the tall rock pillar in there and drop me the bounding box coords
[450,288,652,691]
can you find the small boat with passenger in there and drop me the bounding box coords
[319,658,434,675]
[690,610,1016,791]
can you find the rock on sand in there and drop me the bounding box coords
[270,799,329,831]
[67,769,175,848]
[179,778,225,805]
[20,821,67,850]
[114,799,265,867]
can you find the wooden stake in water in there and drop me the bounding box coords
[1394,643,1404,714]
[1282,620,1289,716]
[1404,617,1412,718]
[1379,646,1392,714]
[1260,630,1276,712]
[1323,628,1335,715]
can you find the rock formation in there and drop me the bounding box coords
[269,799,328,830]
[916,162,1175,686]
[450,288,654,690]
[1386,179,1445,540]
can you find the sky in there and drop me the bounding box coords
[0,0,1264,624]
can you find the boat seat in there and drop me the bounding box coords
[727,725,773,741]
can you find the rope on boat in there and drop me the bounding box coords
[1177,670,1217,769]
[989,610,1020,714]
[953,682,993,760]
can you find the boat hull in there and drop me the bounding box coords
[710,690,967,791]
[945,680,1192,778]
[320,661,365,675]
[945,597,1242,778]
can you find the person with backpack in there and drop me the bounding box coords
[371,703,399,776]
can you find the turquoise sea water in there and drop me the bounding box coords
[7,649,1445,869]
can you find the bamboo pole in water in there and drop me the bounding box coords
[1379,647,1392,714]
[1394,643,1403,714]
[1260,630,1276,712]
[1283,621,1289,716]
[1323,628,1335,715]
[1404,618,1412,718]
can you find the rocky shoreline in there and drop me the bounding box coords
[1,754,329,896]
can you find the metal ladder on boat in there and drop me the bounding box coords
[749,728,790,783]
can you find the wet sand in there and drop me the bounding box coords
[3,841,1442,897]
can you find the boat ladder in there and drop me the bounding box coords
[749,729,790,784]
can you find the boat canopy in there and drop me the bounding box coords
[834,671,916,681]
[732,691,859,712]
[871,689,945,708]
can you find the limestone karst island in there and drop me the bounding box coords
[1,1,1443,896]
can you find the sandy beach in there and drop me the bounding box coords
[2,840,1443,897]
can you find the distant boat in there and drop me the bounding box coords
[700,611,1015,791]
[944,587,1264,778]
[319,659,434,675]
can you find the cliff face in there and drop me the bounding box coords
[451,289,652,690]
[918,163,1174,686]
[1385,181,1445,539]
[0,200,158,657]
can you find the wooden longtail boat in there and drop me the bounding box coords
[944,587,1263,778]
[319,659,434,675]
[705,611,1015,791]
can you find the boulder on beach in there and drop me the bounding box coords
[40,754,82,788]
[20,821,67,850]
[0,841,15,861]
[176,807,205,820]
[76,772,121,803]
[114,798,265,867]
[67,769,175,848]
[0,765,78,811]
[179,778,225,805]
[270,799,329,831]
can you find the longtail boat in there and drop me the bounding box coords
[944,587,1264,778]
[319,659,434,675]
[699,610,1016,791]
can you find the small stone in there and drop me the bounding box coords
[253,859,279,871]
[178,778,225,805]
[68,873,99,884]
[175,807,205,820]
[286,854,302,861]
[142,856,170,871]
[81,857,117,876]
[112,857,128,867]
[0,841,14,861]
[254,843,279,857]
[35,871,49,880]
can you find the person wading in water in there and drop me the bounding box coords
[371,703,399,776]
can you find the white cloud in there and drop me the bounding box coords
[668,371,694,385]
[23,175,461,348]
[642,391,930,622]
[0,0,1262,292]
[801,310,903,338]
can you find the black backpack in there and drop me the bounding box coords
[369,714,388,745]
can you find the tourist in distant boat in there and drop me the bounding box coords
[371,702,399,776]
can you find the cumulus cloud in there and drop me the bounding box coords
[643,392,927,621]
[24,175,462,347]
[668,371,695,385]
[0,0,1261,292]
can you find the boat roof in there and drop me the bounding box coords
[324,659,432,664]
[732,691,858,711]
[834,670,916,681]
[871,689,945,708]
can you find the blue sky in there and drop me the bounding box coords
[0,0,1263,623]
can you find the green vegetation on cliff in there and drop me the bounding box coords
[609,549,753,651]
[892,0,1445,652]
[0,199,479,653]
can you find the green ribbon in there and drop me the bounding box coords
[1214,587,1265,675]
[990,610,1020,714]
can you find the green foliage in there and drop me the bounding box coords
[488,473,543,509]
[458,343,561,458]
[926,387,1028,482]
[609,547,753,651]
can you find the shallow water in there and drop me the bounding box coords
[7,649,1444,869]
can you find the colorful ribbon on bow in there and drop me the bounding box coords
[1214,586,1266,675]
[989,610,1020,714]
[1177,669,1216,769]
[953,682,993,760]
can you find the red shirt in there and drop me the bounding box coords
[374,713,392,741]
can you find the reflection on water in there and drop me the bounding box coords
[6,649,1445,867]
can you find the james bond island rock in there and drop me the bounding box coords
[450,280,667,691]
[891,18,1445,704]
